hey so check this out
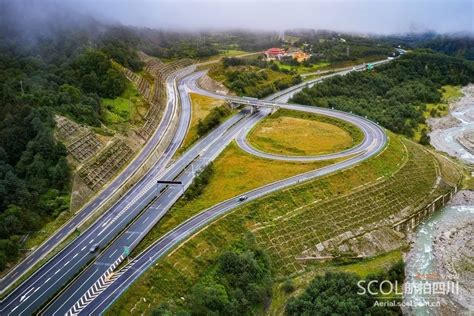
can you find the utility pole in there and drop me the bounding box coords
[20,80,24,95]
[346,46,350,57]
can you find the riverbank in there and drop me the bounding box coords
[429,84,474,164]
[404,190,473,315]
[432,190,474,313]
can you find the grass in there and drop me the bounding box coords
[248,109,362,156]
[133,141,340,255]
[178,93,227,154]
[414,85,462,141]
[108,132,461,315]
[275,61,330,74]
[101,82,148,131]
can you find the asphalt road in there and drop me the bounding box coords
[44,102,256,315]
[79,62,388,315]
[1,58,390,315]
[0,66,197,315]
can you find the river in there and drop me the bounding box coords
[404,85,474,314]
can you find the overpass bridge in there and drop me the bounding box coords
[226,96,280,114]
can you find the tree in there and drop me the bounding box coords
[285,272,376,316]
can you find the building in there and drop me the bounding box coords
[263,47,287,60]
[291,51,310,63]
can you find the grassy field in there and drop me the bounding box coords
[275,61,330,74]
[101,82,148,131]
[133,141,340,255]
[248,109,362,156]
[108,132,461,314]
[178,93,227,153]
[414,85,462,141]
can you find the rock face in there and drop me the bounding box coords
[432,190,474,313]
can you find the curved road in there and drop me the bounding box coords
[80,64,387,314]
[0,66,197,315]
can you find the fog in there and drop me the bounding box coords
[2,0,473,36]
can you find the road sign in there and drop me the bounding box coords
[157,180,182,185]
[123,246,130,256]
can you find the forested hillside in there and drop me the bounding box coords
[291,50,474,137]
[0,24,142,269]
[421,36,474,60]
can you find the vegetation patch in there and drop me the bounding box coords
[247,109,363,156]
[286,264,404,315]
[132,142,338,255]
[179,93,227,153]
[101,82,148,131]
[208,57,302,98]
[152,237,272,315]
[415,85,462,143]
[291,50,474,139]
[109,133,461,314]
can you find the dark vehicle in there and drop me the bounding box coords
[89,243,100,253]
[238,195,248,202]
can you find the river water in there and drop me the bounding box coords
[404,85,474,315]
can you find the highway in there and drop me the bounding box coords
[0,66,198,315]
[0,58,389,315]
[76,62,388,315]
[0,66,194,295]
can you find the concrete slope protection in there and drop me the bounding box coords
[0,67,194,294]
[0,66,197,315]
[80,62,388,315]
[44,102,257,315]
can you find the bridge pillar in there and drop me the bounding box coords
[271,105,279,115]
[227,101,240,109]
[250,105,259,114]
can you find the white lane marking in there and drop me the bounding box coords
[19,287,35,302]
[89,239,94,244]
[81,246,86,251]
[45,277,51,283]
[73,253,78,259]
[109,249,118,258]
[101,218,111,228]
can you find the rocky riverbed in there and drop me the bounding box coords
[404,84,474,315]
[432,190,473,313]
[429,84,474,164]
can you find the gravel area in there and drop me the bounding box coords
[429,85,474,164]
[432,191,474,312]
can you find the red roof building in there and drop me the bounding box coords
[264,47,287,60]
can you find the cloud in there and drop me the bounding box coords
[3,0,473,35]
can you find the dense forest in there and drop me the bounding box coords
[0,18,143,269]
[152,238,273,315]
[291,50,474,137]
[211,57,302,98]
[286,261,405,315]
[421,36,474,61]
[286,30,396,63]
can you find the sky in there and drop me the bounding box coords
[4,0,474,35]
[75,0,473,34]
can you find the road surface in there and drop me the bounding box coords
[77,63,387,315]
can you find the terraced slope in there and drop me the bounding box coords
[108,133,461,314]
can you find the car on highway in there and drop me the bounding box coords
[90,243,100,253]
[238,195,248,202]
